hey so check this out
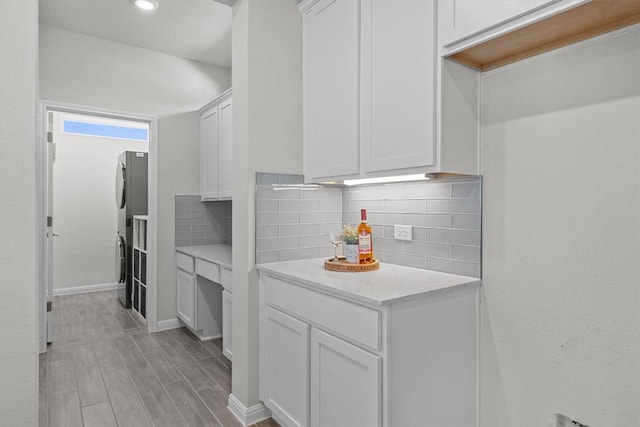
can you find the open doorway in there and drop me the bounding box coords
[38,102,158,352]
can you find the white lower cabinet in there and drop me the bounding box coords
[175,250,230,343]
[260,273,478,427]
[176,268,196,329]
[310,329,381,427]
[222,290,233,360]
[261,306,310,427]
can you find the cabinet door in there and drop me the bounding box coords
[261,306,310,427]
[362,0,436,173]
[303,0,360,180]
[201,106,219,200]
[439,0,557,47]
[218,97,233,199]
[222,290,233,361]
[310,329,381,427]
[176,269,195,329]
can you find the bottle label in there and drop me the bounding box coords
[359,234,371,254]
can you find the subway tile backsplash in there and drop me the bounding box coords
[255,173,339,264]
[342,178,481,277]
[255,173,482,278]
[175,195,232,247]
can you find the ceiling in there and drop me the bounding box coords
[39,0,232,68]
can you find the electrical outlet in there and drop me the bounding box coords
[393,225,412,241]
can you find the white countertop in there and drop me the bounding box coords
[175,244,232,269]
[256,258,480,306]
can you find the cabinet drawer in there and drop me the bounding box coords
[263,275,381,351]
[196,258,220,284]
[221,267,232,293]
[176,252,194,273]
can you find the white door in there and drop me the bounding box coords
[310,328,382,427]
[45,111,57,344]
[218,97,233,199]
[261,306,310,427]
[201,106,219,199]
[362,0,436,173]
[176,268,195,329]
[222,290,233,360]
[303,0,360,180]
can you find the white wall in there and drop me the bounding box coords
[231,0,303,410]
[51,113,148,290]
[0,0,38,424]
[480,27,640,426]
[39,25,231,321]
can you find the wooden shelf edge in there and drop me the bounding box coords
[448,0,640,71]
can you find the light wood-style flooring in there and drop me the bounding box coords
[39,290,278,427]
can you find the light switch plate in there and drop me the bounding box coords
[394,225,412,241]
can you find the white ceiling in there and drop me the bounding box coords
[39,0,232,68]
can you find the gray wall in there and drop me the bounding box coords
[480,27,640,426]
[0,1,38,424]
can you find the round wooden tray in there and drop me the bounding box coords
[324,257,380,272]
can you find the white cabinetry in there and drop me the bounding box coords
[300,0,473,182]
[302,0,359,179]
[221,266,233,361]
[439,0,590,54]
[176,266,195,329]
[200,89,232,201]
[260,272,478,427]
[261,306,309,427]
[310,329,381,427]
[175,250,226,341]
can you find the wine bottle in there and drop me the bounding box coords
[358,209,373,264]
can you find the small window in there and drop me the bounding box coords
[61,114,149,142]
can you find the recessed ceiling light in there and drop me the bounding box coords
[132,0,159,11]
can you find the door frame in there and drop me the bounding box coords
[37,100,160,352]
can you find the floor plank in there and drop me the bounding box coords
[49,390,83,427]
[165,380,220,427]
[114,407,152,427]
[128,370,181,422]
[49,359,77,396]
[92,339,125,374]
[131,333,183,385]
[75,364,109,407]
[39,353,49,427]
[153,332,216,391]
[198,357,232,394]
[81,402,117,427]
[198,385,243,427]
[101,368,144,414]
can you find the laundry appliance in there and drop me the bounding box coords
[115,151,148,308]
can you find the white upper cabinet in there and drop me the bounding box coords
[218,96,233,199]
[200,89,232,201]
[302,0,360,180]
[439,0,555,47]
[362,0,436,174]
[201,106,219,200]
[301,0,477,182]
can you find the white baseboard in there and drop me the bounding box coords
[53,282,118,296]
[228,394,271,426]
[156,318,182,332]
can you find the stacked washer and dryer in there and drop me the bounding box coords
[115,151,148,308]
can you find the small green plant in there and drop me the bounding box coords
[339,225,359,244]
